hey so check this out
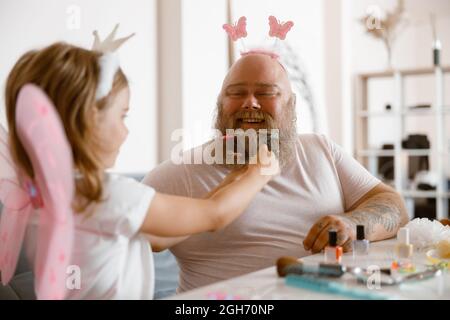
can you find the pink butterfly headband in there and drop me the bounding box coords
[223,15,294,57]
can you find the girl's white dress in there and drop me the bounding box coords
[27,173,156,299]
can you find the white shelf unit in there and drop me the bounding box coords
[355,66,450,220]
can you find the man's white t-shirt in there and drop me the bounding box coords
[27,174,156,299]
[143,134,381,292]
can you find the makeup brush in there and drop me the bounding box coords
[277,256,345,278]
[277,257,398,286]
[222,132,280,164]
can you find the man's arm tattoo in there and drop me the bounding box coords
[341,194,402,238]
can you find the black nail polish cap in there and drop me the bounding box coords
[356,225,365,240]
[328,230,337,246]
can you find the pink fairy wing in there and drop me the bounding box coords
[0,125,25,206]
[15,84,75,300]
[0,179,30,210]
[0,125,30,208]
[0,124,33,284]
[0,204,33,284]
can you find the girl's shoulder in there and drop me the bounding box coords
[102,173,156,205]
[105,173,147,189]
[76,173,156,237]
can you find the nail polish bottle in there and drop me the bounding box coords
[324,230,343,264]
[395,227,414,262]
[352,225,370,258]
[392,227,415,275]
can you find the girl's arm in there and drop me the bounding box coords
[139,145,278,237]
[147,166,248,252]
[204,166,247,198]
[146,234,189,252]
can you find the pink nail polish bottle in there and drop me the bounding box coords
[324,230,343,264]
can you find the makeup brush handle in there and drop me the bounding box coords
[280,262,345,278]
[285,275,390,300]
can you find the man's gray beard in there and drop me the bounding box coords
[213,97,298,169]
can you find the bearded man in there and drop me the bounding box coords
[143,52,408,293]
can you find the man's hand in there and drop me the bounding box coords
[303,215,356,254]
[303,183,409,255]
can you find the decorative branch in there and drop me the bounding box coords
[359,0,409,68]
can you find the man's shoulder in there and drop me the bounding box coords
[147,141,221,175]
[296,133,330,150]
[142,157,187,187]
[297,132,327,142]
[142,158,190,195]
[142,141,227,194]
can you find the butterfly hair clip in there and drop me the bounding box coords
[223,16,247,42]
[222,16,294,60]
[268,16,294,40]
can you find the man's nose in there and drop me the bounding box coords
[242,94,260,110]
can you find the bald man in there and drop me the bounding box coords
[143,52,408,293]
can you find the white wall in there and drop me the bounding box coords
[338,0,450,154]
[155,0,229,160]
[157,0,183,163]
[181,0,229,150]
[323,0,344,145]
[349,0,450,71]
[0,0,157,173]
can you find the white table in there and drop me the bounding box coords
[166,239,450,300]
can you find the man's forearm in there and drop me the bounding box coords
[341,192,409,241]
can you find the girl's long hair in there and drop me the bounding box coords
[5,42,128,212]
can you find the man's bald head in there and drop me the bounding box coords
[221,53,293,100]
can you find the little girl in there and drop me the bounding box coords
[3,41,278,299]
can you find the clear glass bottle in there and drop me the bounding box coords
[392,227,415,275]
[395,227,413,262]
[352,225,370,258]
